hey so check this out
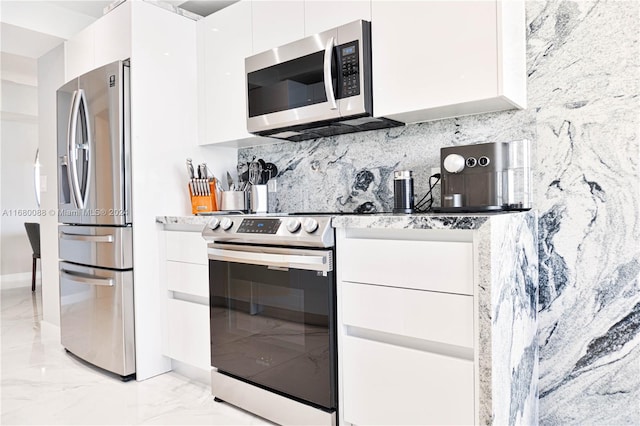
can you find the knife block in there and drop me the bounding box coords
[189,180,218,215]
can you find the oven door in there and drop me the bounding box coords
[208,243,337,411]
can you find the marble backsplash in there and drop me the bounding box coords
[240,1,640,424]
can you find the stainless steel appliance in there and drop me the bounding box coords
[57,59,135,380]
[202,215,337,425]
[439,140,532,212]
[246,20,402,141]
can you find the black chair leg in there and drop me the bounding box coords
[32,258,36,292]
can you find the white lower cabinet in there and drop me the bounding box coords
[166,298,210,370]
[342,336,474,425]
[159,228,210,372]
[337,227,476,425]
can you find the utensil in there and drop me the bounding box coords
[186,158,195,179]
[226,171,234,191]
[249,160,262,185]
[264,163,278,180]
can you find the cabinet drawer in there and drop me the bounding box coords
[342,335,474,425]
[339,238,473,295]
[341,281,473,349]
[166,261,208,298]
[166,298,210,370]
[165,231,208,265]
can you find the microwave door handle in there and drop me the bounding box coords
[323,37,338,110]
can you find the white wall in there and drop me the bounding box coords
[37,44,65,326]
[0,77,40,282]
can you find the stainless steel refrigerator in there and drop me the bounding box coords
[57,59,135,380]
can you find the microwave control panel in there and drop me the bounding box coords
[338,41,360,98]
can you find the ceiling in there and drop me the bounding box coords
[0,0,236,86]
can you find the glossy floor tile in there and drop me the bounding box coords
[0,284,271,425]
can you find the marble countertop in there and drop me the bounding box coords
[157,211,533,231]
[156,215,213,231]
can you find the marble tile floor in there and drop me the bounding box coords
[0,283,271,425]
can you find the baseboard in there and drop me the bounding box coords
[1,272,41,289]
[171,359,211,386]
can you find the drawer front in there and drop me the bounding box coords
[166,261,209,298]
[342,335,474,425]
[59,225,132,269]
[59,261,135,376]
[165,231,208,265]
[341,281,473,349]
[339,238,473,295]
[166,298,210,369]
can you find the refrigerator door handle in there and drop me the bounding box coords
[60,269,115,287]
[67,89,83,209]
[78,89,92,208]
[59,232,114,243]
[67,89,91,209]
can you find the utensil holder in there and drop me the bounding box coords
[250,185,268,213]
[221,191,249,212]
[189,180,218,215]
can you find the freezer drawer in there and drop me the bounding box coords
[59,261,135,377]
[59,225,132,269]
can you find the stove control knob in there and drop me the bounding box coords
[220,218,234,230]
[207,217,220,230]
[286,218,301,233]
[443,154,465,173]
[303,218,319,234]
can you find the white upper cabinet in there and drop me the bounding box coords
[371,0,526,123]
[251,1,304,54]
[197,0,254,145]
[304,0,371,35]
[64,2,131,82]
[65,25,94,81]
[93,3,131,70]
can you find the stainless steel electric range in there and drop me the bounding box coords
[202,214,337,425]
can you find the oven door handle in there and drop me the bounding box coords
[208,247,332,273]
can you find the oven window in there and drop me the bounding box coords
[247,50,337,117]
[209,259,337,410]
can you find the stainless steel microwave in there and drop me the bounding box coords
[245,20,402,141]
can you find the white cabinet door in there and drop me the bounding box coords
[342,335,474,425]
[166,262,209,298]
[166,299,210,370]
[371,0,525,123]
[65,25,94,81]
[304,0,371,35]
[93,2,131,68]
[341,281,474,350]
[165,231,208,265]
[198,0,254,145]
[251,1,304,54]
[65,3,131,82]
[339,237,474,295]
